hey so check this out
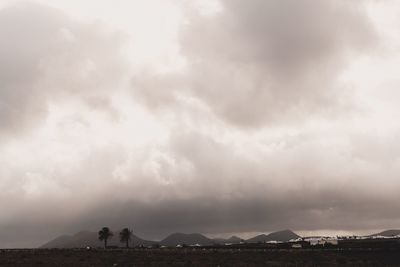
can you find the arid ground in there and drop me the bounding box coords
[1,248,400,267]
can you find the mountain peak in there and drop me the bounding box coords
[373,229,400,237]
[161,233,213,246]
[246,229,300,243]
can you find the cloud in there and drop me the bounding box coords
[134,0,376,127]
[0,3,127,137]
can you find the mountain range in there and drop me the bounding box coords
[41,229,400,248]
[41,229,299,248]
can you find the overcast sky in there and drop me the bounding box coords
[1,0,400,248]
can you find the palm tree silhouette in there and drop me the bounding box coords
[119,228,133,248]
[98,227,113,248]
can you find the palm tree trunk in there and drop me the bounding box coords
[126,240,129,248]
[104,239,107,249]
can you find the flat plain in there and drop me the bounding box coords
[1,248,400,267]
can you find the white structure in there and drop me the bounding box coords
[266,240,283,244]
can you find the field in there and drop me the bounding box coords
[2,248,400,267]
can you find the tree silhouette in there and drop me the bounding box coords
[119,228,133,248]
[98,227,113,248]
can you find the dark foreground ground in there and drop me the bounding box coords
[2,248,400,267]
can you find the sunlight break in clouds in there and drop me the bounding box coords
[0,0,400,248]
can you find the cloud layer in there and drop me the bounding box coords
[1,0,400,248]
[134,0,376,127]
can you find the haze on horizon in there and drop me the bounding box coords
[1,0,400,248]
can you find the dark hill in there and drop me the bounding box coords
[40,234,71,248]
[372,229,400,237]
[246,230,300,243]
[160,233,213,246]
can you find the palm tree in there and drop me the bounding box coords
[98,227,113,248]
[119,228,133,248]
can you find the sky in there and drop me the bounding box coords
[1,0,400,248]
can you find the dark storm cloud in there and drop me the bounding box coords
[4,128,400,247]
[6,178,400,246]
[134,0,376,127]
[87,193,400,238]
